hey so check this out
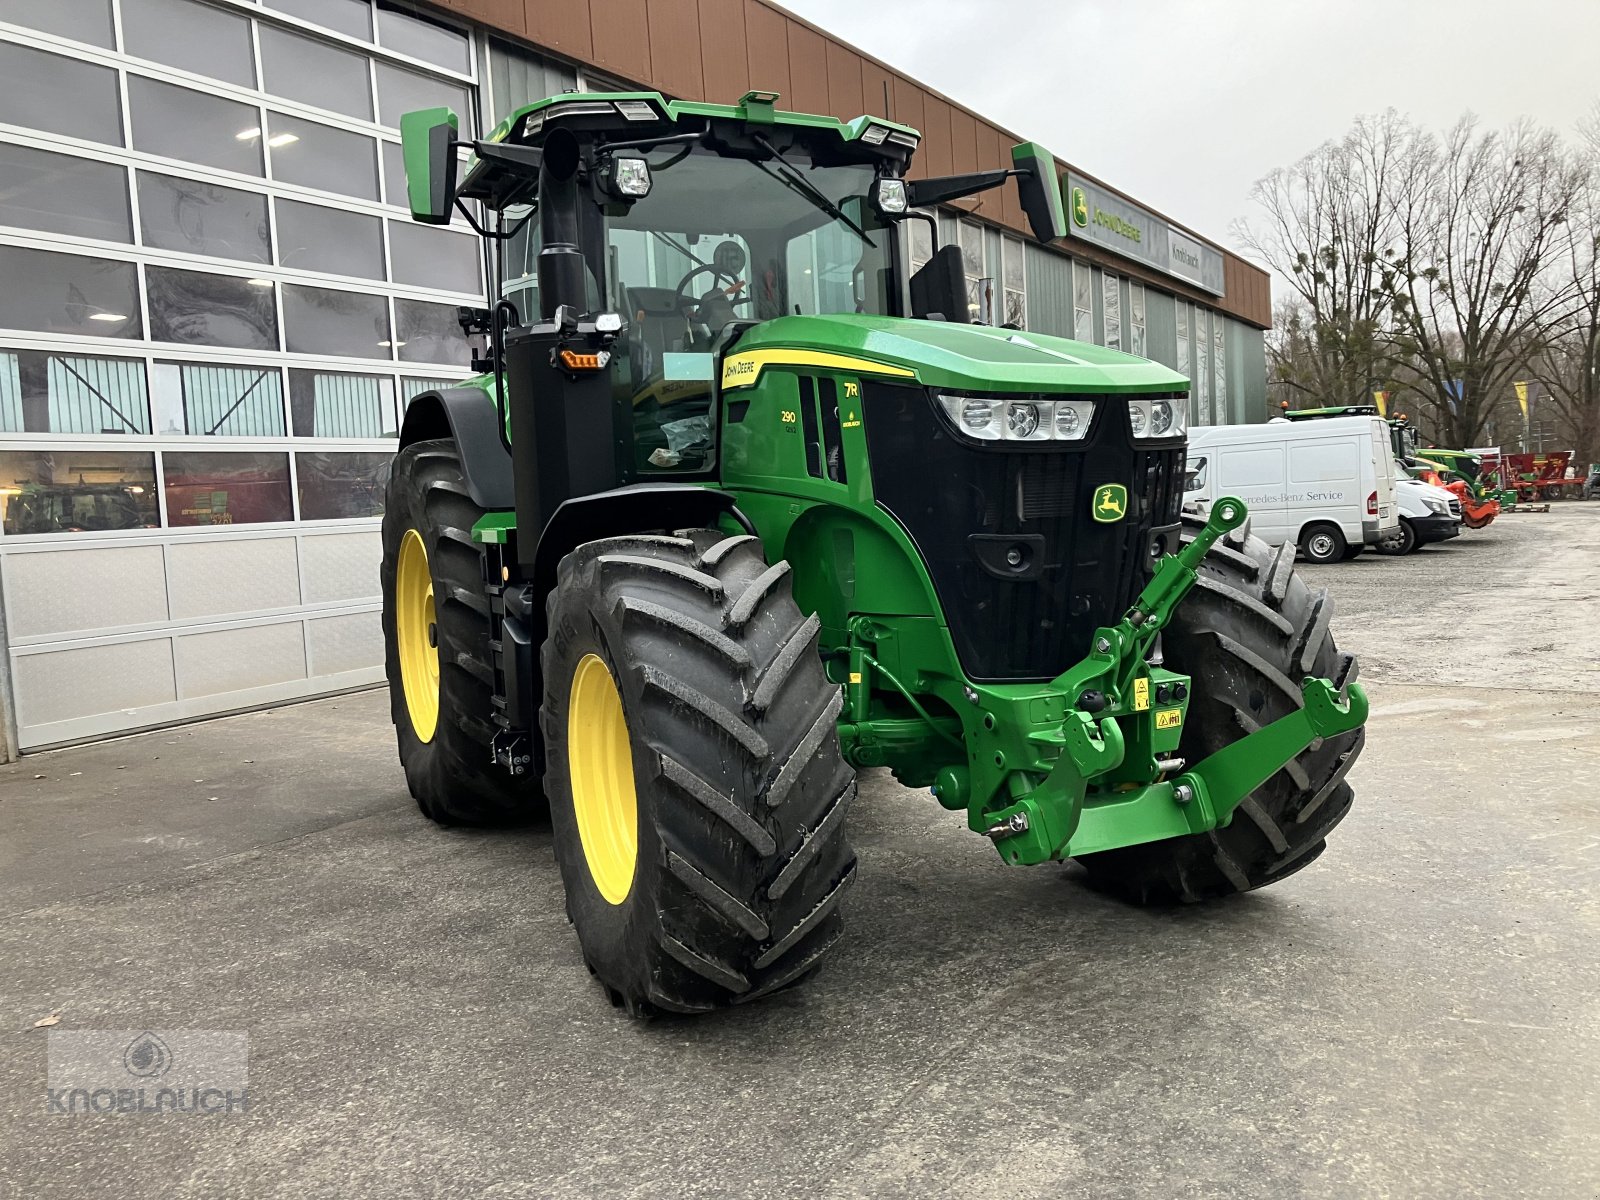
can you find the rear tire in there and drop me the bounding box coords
[541,528,857,1016]
[1298,523,1345,564]
[1076,518,1364,903]
[381,439,539,826]
[1374,518,1417,556]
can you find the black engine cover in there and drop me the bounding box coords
[862,383,1184,682]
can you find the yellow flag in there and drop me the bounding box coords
[1514,381,1529,418]
[1372,390,1388,418]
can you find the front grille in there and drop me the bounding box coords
[862,384,1184,681]
[1449,498,1462,518]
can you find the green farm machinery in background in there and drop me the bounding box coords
[380,90,1368,1015]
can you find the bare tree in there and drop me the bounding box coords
[1382,116,1586,447]
[1530,105,1600,461]
[1234,111,1422,407]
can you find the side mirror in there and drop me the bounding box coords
[1010,142,1067,243]
[400,106,460,226]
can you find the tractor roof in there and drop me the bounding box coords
[460,89,921,209]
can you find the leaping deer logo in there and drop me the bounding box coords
[1093,484,1127,523]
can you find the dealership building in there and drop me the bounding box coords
[0,0,1273,753]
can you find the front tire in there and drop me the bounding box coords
[1374,518,1417,556]
[1076,517,1365,903]
[541,528,857,1016]
[381,439,538,826]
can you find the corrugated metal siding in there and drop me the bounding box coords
[308,373,384,438]
[1143,288,1178,370]
[181,365,285,437]
[1022,243,1072,339]
[488,39,578,122]
[0,354,19,430]
[1229,320,1267,422]
[47,356,150,435]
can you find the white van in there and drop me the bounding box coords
[1185,416,1400,563]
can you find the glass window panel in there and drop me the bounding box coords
[288,368,392,437]
[151,361,287,436]
[121,0,255,87]
[147,266,279,349]
[0,0,115,46]
[0,144,131,242]
[375,4,469,73]
[387,220,480,293]
[375,61,469,131]
[266,113,379,201]
[0,246,140,338]
[381,140,407,207]
[128,77,264,176]
[398,376,465,406]
[1102,272,1121,351]
[296,451,390,519]
[0,42,123,145]
[263,0,371,40]
[394,299,468,365]
[275,198,384,279]
[282,284,391,358]
[259,25,374,121]
[164,450,292,526]
[0,450,159,535]
[0,350,150,433]
[137,172,271,263]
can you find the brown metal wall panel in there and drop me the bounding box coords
[917,94,953,179]
[588,0,651,83]
[967,122,1001,221]
[523,0,593,62]
[647,0,705,99]
[948,105,977,176]
[890,74,924,136]
[696,0,749,103]
[481,0,526,35]
[784,19,828,115]
[743,1,791,103]
[858,58,892,120]
[824,38,862,118]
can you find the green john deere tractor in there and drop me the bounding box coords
[382,89,1368,1015]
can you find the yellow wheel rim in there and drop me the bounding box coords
[396,528,440,743]
[568,653,639,905]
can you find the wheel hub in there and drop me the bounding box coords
[396,528,440,743]
[567,653,639,905]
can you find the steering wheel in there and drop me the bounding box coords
[673,240,753,322]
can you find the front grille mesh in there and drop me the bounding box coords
[862,384,1185,681]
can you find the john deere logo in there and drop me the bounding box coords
[1092,483,1127,523]
[1071,186,1088,228]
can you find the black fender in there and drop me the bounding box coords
[504,484,754,763]
[399,386,514,511]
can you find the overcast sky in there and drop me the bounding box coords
[786,0,1600,261]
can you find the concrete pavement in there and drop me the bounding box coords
[3,506,1598,1198]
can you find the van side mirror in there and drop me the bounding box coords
[400,106,460,225]
[1010,142,1067,243]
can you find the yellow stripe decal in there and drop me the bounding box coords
[721,349,916,390]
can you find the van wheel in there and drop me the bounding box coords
[1374,518,1417,556]
[1299,524,1345,564]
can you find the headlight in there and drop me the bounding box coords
[1424,498,1448,515]
[1128,396,1186,442]
[607,155,652,198]
[872,177,908,214]
[937,395,1096,443]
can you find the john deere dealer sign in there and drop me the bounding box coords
[1067,174,1226,296]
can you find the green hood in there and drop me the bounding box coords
[728,314,1188,394]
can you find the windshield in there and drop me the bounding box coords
[599,145,893,475]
